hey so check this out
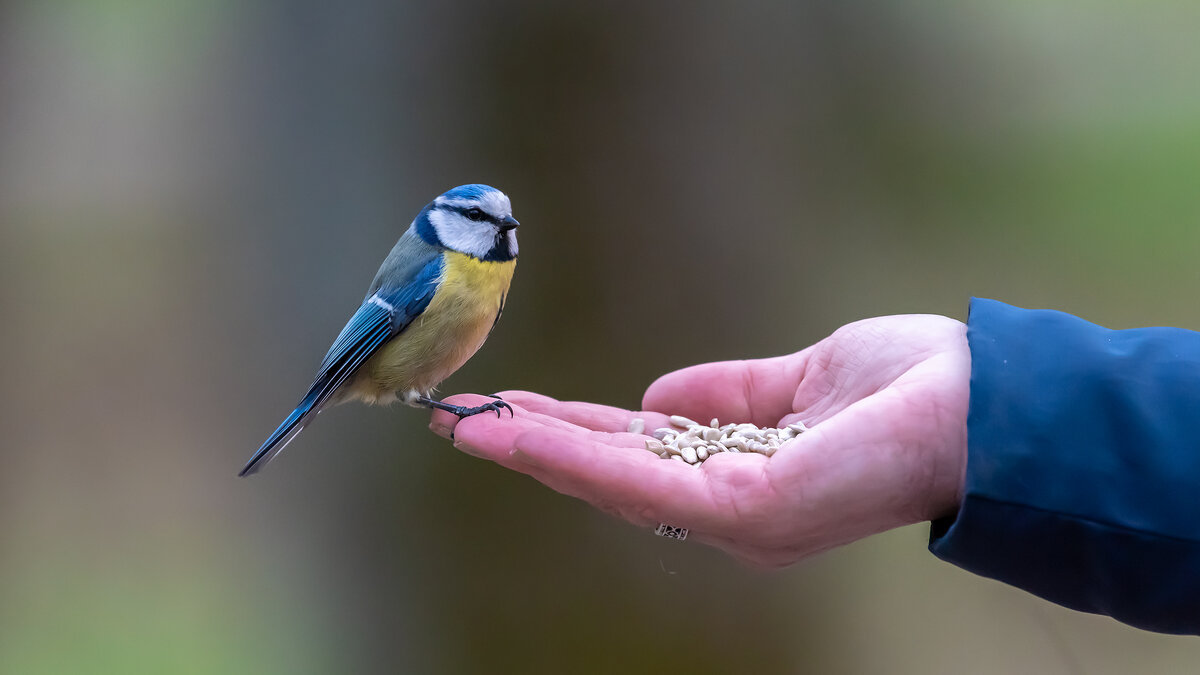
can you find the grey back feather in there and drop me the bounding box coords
[367,227,442,298]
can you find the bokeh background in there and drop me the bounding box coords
[2,1,1199,673]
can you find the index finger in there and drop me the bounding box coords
[496,390,676,434]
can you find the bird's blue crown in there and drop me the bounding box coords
[439,184,498,202]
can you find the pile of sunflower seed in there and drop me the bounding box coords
[626,415,807,466]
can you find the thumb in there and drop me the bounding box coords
[641,354,805,428]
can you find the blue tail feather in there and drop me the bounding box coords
[240,389,322,477]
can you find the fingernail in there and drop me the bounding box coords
[454,440,486,458]
[429,423,452,439]
[510,448,540,468]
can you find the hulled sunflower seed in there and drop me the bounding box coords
[670,415,699,428]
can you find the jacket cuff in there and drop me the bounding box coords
[929,298,1200,634]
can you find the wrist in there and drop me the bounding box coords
[921,320,970,522]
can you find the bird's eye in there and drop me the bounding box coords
[465,207,485,222]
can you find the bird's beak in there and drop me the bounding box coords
[500,215,520,231]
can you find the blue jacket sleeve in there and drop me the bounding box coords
[929,298,1200,634]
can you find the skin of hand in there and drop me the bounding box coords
[429,314,970,568]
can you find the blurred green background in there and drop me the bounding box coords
[2,1,1199,673]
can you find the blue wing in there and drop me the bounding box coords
[240,255,445,476]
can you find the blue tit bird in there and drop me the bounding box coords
[240,184,520,476]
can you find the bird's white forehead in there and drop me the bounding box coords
[435,191,512,216]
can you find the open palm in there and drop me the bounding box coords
[431,314,970,567]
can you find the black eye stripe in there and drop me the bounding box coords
[453,205,496,223]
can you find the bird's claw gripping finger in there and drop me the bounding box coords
[419,395,514,419]
[468,399,514,419]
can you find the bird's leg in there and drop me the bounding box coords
[417,395,514,419]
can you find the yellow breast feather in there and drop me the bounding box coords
[349,251,516,404]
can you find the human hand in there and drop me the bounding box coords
[429,314,969,568]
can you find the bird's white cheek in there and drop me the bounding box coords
[428,209,494,258]
[507,231,519,256]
